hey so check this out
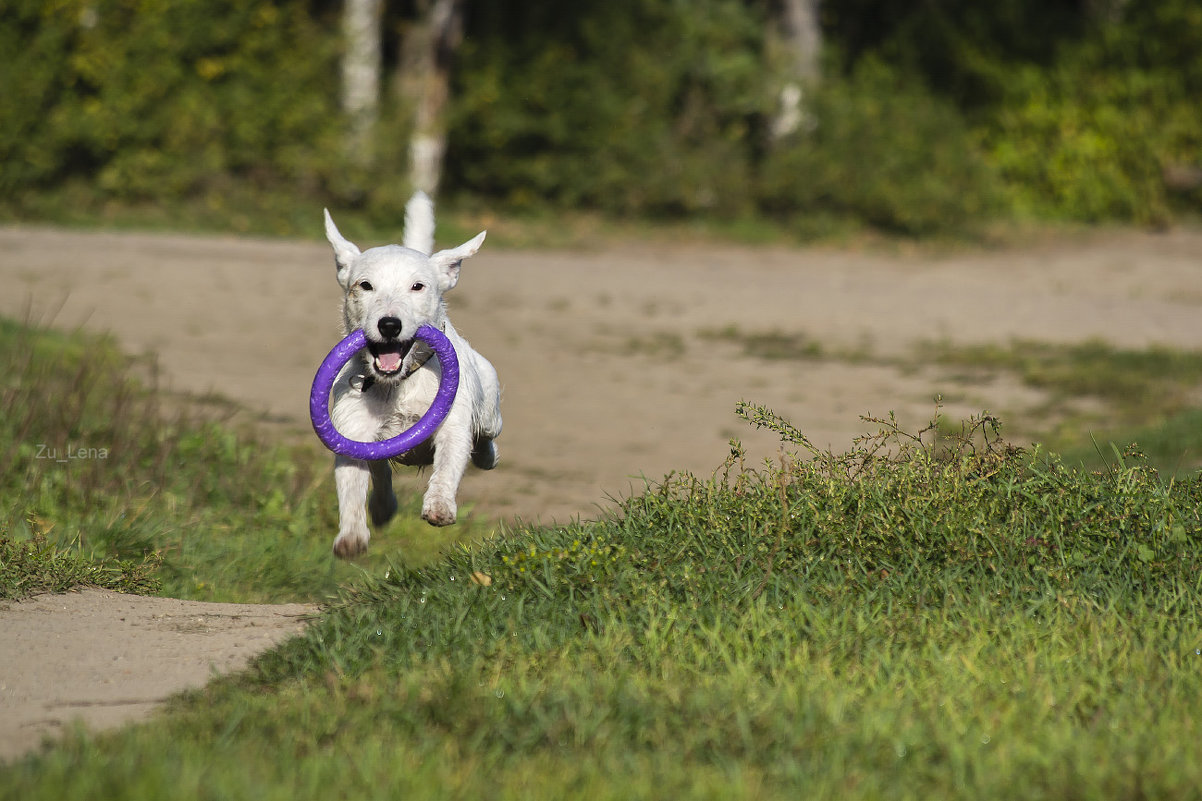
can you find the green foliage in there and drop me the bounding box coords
[0,534,160,600]
[2,0,1202,234]
[982,1,1202,223]
[449,0,771,218]
[985,64,1185,224]
[821,0,1089,109]
[0,0,345,208]
[759,60,999,235]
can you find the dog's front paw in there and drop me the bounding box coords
[421,498,457,527]
[333,532,370,559]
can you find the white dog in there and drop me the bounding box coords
[322,192,502,558]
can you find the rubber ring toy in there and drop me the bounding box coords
[310,326,459,460]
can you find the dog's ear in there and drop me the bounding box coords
[323,209,361,288]
[429,231,486,291]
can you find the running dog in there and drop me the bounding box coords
[322,192,501,558]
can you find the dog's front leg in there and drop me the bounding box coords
[421,425,473,527]
[334,454,373,557]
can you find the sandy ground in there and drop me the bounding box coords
[0,590,313,761]
[1,223,1200,761]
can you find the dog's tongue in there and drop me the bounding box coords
[375,350,403,373]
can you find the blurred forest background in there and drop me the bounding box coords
[2,0,1201,238]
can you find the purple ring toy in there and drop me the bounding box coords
[309,326,459,460]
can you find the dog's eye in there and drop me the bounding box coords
[410,282,425,292]
[358,280,374,291]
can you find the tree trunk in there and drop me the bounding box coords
[340,0,383,163]
[397,0,464,196]
[1085,0,1130,24]
[770,0,821,140]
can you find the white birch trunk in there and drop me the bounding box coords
[341,0,382,161]
[398,0,463,196]
[771,0,821,140]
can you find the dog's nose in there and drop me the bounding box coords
[377,317,403,340]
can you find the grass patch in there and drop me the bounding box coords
[920,338,1202,471]
[622,331,688,360]
[1059,406,1202,477]
[922,338,1202,419]
[0,534,160,600]
[702,324,827,361]
[0,316,497,603]
[4,401,1201,798]
[699,331,1202,473]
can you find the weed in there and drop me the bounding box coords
[0,534,160,600]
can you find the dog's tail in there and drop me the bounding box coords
[403,191,436,255]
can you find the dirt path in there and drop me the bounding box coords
[1,224,1200,761]
[0,589,315,762]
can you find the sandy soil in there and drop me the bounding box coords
[1,223,1200,761]
[0,589,314,762]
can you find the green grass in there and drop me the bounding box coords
[0,534,160,600]
[0,316,497,603]
[701,324,828,361]
[922,338,1202,417]
[1,184,811,251]
[3,322,1202,798]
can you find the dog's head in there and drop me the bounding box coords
[323,210,486,383]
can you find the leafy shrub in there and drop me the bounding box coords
[985,66,1174,223]
[0,0,346,206]
[4,0,1202,234]
[982,1,1202,223]
[758,61,999,235]
[447,0,771,218]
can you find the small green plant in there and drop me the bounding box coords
[0,534,161,600]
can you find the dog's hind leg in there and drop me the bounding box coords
[471,360,503,471]
[367,458,398,526]
[471,436,499,470]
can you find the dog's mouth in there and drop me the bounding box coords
[366,339,415,376]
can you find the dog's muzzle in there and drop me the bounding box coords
[367,339,414,375]
[368,316,413,376]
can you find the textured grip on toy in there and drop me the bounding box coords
[309,326,459,460]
